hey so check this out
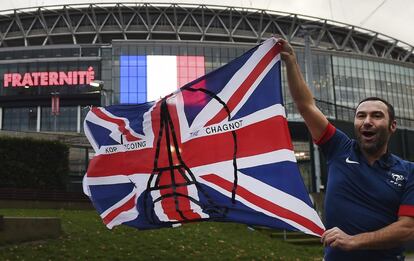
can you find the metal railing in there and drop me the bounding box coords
[0,3,412,63]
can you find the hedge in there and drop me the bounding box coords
[0,136,69,190]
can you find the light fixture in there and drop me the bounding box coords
[90,80,104,88]
[89,80,104,88]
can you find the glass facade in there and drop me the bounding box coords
[330,55,414,128]
[282,49,414,129]
[0,49,101,132]
[120,55,147,104]
[3,107,37,131]
[177,56,205,87]
[41,106,78,132]
[1,41,414,192]
[0,46,99,61]
[111,42,414,129]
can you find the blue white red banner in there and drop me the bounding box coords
[83,37,325,236]
[120,55,205,103]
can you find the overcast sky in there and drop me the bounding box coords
[2,0,414,47]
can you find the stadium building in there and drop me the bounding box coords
[0,2,413,192]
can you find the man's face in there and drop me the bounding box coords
[354,100,396,155]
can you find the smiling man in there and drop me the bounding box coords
[354,98,396,159]
[279,38,414,260]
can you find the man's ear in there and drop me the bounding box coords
[390,120,397,133]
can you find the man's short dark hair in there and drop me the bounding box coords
[356,97,395,123]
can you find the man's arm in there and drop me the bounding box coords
[321,216,414,250]
[279,39,329,141]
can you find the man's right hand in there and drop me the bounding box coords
[279,39,296,63]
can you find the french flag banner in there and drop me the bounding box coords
[83,37,325,236]
[120,55,205,104]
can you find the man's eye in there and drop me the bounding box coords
[373,113,383,118]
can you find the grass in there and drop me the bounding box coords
[0,209,323,260]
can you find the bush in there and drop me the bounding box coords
[0,136,69,190]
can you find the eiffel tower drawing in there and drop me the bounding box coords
[143,97,233,225]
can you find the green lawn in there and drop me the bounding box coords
[0,209,323,260]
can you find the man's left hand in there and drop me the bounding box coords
[321,227,357,251]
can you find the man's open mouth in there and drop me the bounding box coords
[361,130,376,140]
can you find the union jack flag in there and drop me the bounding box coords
[83,38,325,236]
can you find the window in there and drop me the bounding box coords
[41,106,77,132]
[3,107,37,131]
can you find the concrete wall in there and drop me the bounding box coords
[0,216,61,245]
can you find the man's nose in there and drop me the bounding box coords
[363,116,373,126]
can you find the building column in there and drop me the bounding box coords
[0,107,3,130]
[77,105,81,133]
[37,106,41,132]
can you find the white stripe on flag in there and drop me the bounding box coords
[187,184,210,219]
[152,189,176,222]
[86,108,144,144]
[101,189,138,229]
